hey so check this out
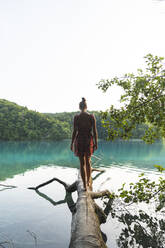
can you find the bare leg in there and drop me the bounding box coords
[85,154,92,187]
[79,156,87,190]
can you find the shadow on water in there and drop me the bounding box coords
[115,210,165,248]
[0,140,165,180]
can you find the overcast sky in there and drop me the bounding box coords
[0,0,165,113]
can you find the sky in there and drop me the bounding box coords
[0,0,165,113]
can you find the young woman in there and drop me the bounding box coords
[70,98,98,191]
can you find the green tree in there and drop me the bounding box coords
[98,55,165,246]
[0,99,71,141]
[97,54,165,143]
[0,98,155,141]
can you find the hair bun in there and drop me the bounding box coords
[79,97,87,110]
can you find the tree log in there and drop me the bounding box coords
[69,174,110,248]
[28,170,113,247]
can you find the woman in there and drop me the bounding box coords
[70,98,98,191]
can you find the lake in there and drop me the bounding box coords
[0,140,165,248]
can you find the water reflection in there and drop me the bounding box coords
[28,169,113,247]
[0,167,76,248]
[0,140,165,180]
[98,140,165,168]
[116,210,165,248]
[0,163,165,248]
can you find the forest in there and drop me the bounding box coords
[0,98,149,141]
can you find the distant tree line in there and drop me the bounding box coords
[0,99,70,140]
[0,99,148,141]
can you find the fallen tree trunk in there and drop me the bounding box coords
[28,169,113,248]
[69,174,110,248]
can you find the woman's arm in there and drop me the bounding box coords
[70,116,78,151]
[92,115,98,150]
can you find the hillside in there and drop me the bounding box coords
[44,111,108,140]
[0,99,70,140]
[0,99,148,141]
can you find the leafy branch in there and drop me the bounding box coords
[97,54,165,143]
[105,165,165,247]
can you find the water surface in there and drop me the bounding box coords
[0,140,165,247]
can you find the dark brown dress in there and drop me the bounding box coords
[73,113,95,157]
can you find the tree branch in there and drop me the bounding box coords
[35,189,66,206]
[104,198,114,216]
[92,172,105,182]
[67,181,77,193]
[36,188,76,213]
[28,178,76,213]
[128,92,164,112]
[90,190,111,199]
[92,168,105,172]
[0,184,17,188]
[28,177,70,190]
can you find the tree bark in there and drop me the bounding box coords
[69,174,109,248]
[28,169,113,248]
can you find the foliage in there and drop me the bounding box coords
[0,99,70,141]
[116,211,165,248]
[117,169,165,211]
[97,53,165,246]
[45,111,109,140]
[0,99,151,141]
[45,111,149,141]
[105,166,165,247]
[97,54,165,143]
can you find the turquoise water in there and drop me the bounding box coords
[0,140,165,247]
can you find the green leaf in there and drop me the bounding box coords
[154,165,165,173]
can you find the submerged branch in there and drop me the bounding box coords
[92,171,105,182]
[36,189,66,206]
[29,179,76,213]
[26,230,37,248]
[35,188,76,213]
[92,168,105,172]
[0,184,17,188]
[104,198,114,216]
[28,168,105,192]
[28,177,70,190]
[66,181,77,193]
